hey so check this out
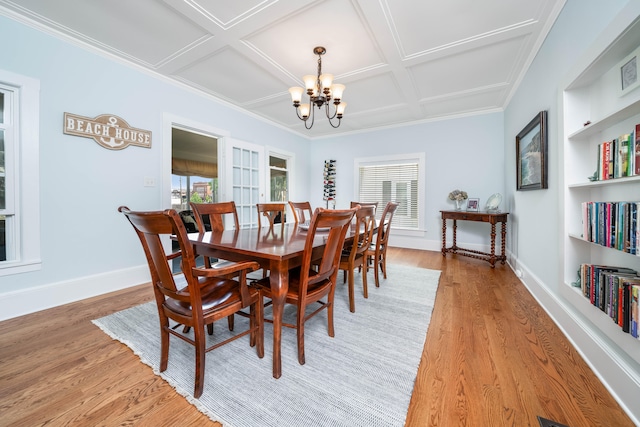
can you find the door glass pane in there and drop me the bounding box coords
[0,130,4,209]
[0,215,5,261]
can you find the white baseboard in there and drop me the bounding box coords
[512,256,640,426]
[0,265,150,321]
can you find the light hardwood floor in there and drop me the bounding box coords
[0,248,634,426]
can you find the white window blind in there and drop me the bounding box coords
[358,162,419,229]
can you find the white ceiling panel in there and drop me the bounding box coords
[175,48,286,103]
[410,36,526,99]
[0,0,566,138]
[385,0,545,56]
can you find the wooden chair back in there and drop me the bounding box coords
[377,201,399,247]
[288,201,312,224]
[350,201,379,215]
[339,205,376,312]
[117,205,262,398]
[257,203,286,228]
[298,208,357,299]
[365,201,399,288]
[190,201,239,233]
[250,206,357,365]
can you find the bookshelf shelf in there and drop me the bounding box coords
[568,101,640,140]
[561,14,640,368]
[568,175,640,188]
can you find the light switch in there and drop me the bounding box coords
[144,176,156,187]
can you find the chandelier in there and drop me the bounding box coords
[288,46,346,129]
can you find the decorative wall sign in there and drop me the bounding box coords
[63,112,152,150]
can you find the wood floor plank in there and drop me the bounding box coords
[0,248,633,426]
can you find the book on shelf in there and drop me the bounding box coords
[632,285,639,338]
[581,201,640,254]
[594,125,640,180]
[579,263,639,337]
[636,124,640,176]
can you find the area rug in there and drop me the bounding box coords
[93,264,440,427]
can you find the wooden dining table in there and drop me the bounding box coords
[187,222,361,379]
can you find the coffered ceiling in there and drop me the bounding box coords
[0,0,566,138]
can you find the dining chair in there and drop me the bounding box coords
[289,201,313,224]
[338,205,376,312]
[349,201,379,215]
[118,206,263,399]
[257,202,286,228]
[251,207,357,365]
[190,201,243,330]
[364,201,399,288]
[256,202,286,277]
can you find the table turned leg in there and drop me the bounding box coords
[441,218,447,256]
[489,223,497,268]
[501,221,507,264]
[452,219,457,251]
[269,260,289,379]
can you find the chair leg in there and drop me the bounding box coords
[207,323,213,335]
[297,314,305,365]
[249,304,256,348]
[373,254,380,287]
[362,261,369,299]
[160,321,170,372]
[327,298,335,338]
[381,247,388,279]
[193,325,206,399]
[256,294,264,358]
[348,267,355,313]
[227,314,234,331]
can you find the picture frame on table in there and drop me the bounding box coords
[618,45,640,97]
[516,110,548,191]
[466,198,479,212]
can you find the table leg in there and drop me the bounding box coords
[501,221,507,264]
[269,260,289,379]
[441,217,447,256]
[452,219,457,250]
[489,223,496,268]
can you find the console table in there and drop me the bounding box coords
[441,210,508,268]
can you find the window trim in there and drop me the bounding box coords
[354,152,425,233]
[0,69,41,276]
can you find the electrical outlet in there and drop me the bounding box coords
[537,416,570,427]
[144,176,156,187]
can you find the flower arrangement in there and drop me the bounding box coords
[448,189,468,202]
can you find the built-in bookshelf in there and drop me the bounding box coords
[561,14,640,365]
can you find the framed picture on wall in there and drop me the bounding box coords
[618,45,640,96]
[516,110,548,191]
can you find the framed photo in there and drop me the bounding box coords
[516,111,548,191]
[466,198,479,212]
[618,46,640,97]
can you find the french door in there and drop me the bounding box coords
[222,138,264,228]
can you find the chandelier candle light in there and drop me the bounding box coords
[288,46,346,129]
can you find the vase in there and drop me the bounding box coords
[455,199,464,210]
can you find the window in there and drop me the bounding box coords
[269,155,288,202]
[171,128,218,211]
[355,153,424,230]
[0,71,40,275]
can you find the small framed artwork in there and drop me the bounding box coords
[466,198,479,212]
[618,46,640,97]
[516,110,548,191]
